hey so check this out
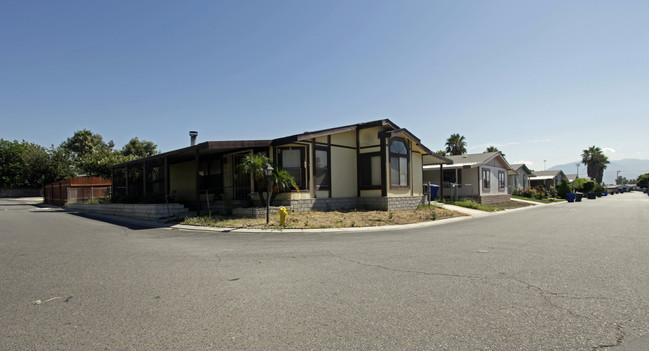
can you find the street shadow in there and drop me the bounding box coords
[28,204,174,231]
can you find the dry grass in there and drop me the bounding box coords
[182,205,467,229]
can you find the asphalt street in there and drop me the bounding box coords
[1,193,649,350]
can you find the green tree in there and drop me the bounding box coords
[445,133,467,156]
[435,150,447,156]
[121,137,158,158]
[637,173,649,189]
[581,146,609,184]
[61,129,114,160]
[485,146,505,157]
[238,153,272,205]
[269,168,299,205]
[238,153,299,206]
[615,176,628,185]
[78,150,135,179]
[0,139,59,188]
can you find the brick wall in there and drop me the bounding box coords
[65,203,193,221]
[478,194,511,204]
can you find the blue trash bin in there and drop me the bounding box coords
[424,184,440,200]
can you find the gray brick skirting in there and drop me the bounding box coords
[274,196,426,212]
[65,203,194,221]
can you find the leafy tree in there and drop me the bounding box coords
[61,129,114,160]
[121,137,158,158]
[581,145,609,184]
[485,146,505,157]
[445,133,467,156]
[0,139,61,188]
[435,150,447,156]
[637,173,649,189]
[78,150,135,179]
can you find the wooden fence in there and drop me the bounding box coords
[44,176,112,206]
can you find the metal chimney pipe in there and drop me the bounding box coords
[189,131,198,146]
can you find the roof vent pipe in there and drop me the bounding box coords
[189,131,198,146]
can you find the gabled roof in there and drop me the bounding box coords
[112,119,451,167]
[510,163,535,176]
[423,152,514,171]
[565,173,578,182]
[530,170,567,180]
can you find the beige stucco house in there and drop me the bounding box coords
[423,152,514,204]
[110,119,450,214]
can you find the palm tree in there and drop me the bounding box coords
[238,153,271,205]
[238,153,299,206]
[581,146,609,184]
[445,133,467,156]
[269,168,299,204]
[485,146,505,157]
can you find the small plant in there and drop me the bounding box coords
[388,211,394,220]
[350,221,356,227]
[304,220,309,227]
[430,210,437,221]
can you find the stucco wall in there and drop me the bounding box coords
[480,165,508,195]
[169,161,195,201]
[331,146,357,198]
[412,153,423,196]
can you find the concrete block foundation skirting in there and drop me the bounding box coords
[478,194,512,204]
[275,196,426,212]
[65,203,194,221]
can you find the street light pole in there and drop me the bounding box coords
[265,164,274,224]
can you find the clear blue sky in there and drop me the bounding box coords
[2,0,648,171]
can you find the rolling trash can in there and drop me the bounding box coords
[424,183,440,201]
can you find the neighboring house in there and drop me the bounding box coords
[565,174,578,183]
[508,164,534,194]
[422,152,514,204]
[110,119,451,214]
[529,170,568,188]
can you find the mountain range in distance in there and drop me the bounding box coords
[547,159,649,185]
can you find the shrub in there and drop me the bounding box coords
[557,181,572,199]
[572,178,595,193]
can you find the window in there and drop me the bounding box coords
[482,168,491,189]
[443,169,462,185]
[315,147,329,189]
[359,153,381,188]
[389,138,409,187]
[278,147,305,189]
[498,170,506,190]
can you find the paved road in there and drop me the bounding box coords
[2,193,649,350]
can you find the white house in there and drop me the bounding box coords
[508,163,534,193]
[423,152,514,204]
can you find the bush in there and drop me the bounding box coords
[572,178,595,193]
[557,180,572,199]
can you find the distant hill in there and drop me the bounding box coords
[548,159,649,185]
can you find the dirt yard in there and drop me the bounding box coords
[182,205,468,229]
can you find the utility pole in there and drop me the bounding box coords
[544,160,547,171]
[575,163,580,178]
